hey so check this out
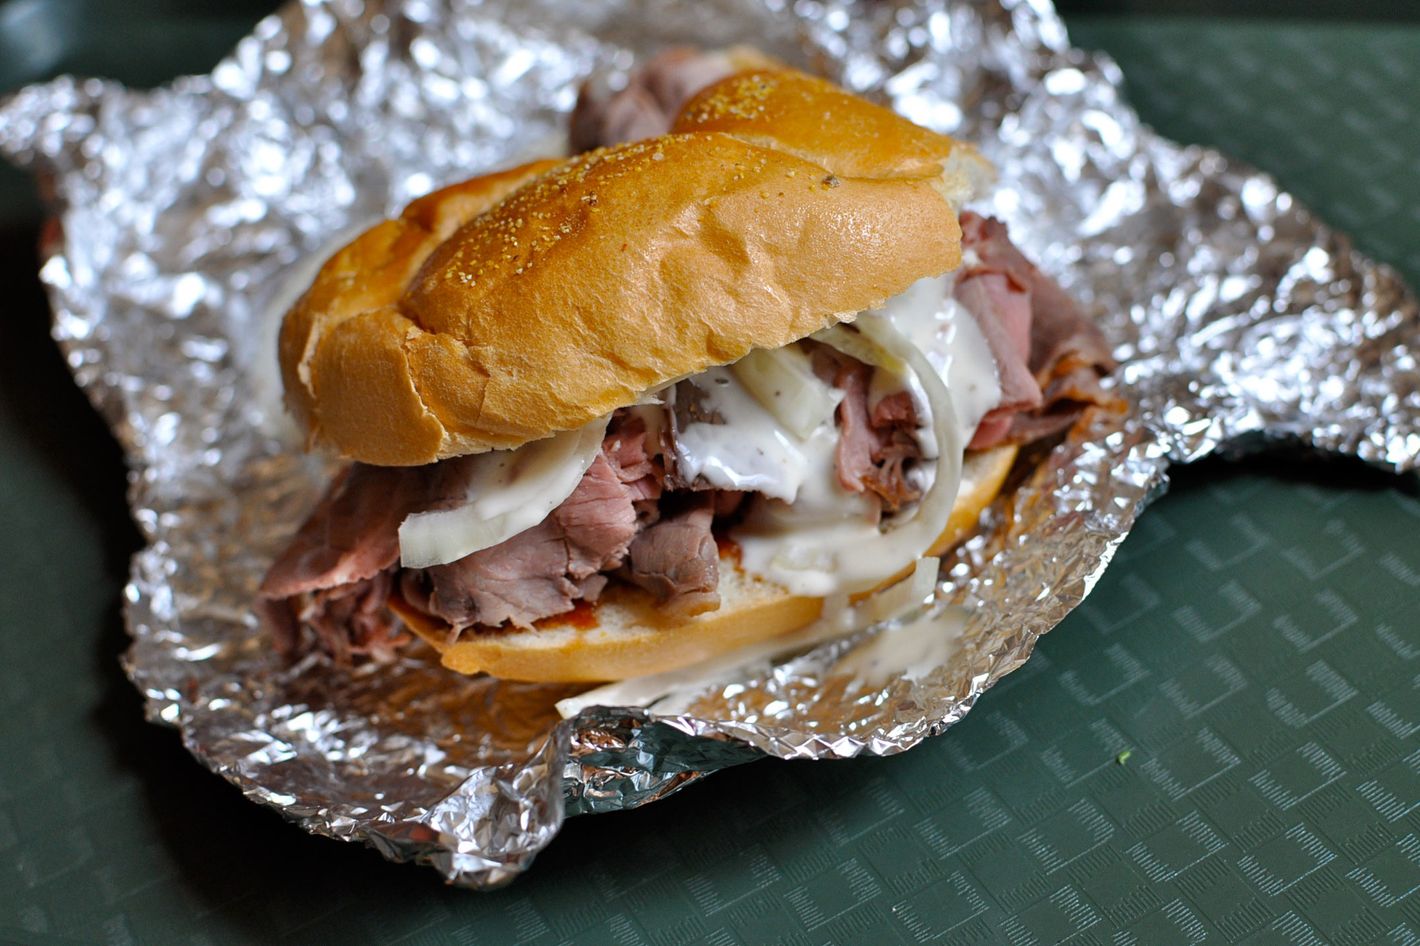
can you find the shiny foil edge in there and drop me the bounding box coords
[0,0,1416,889]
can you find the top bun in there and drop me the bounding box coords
[674,68,993,202]
[279,64,987,466]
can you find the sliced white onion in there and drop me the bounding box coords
[397,415,611,568]
[737,315,962,596]
[813,319,908,376]
[730,345,844,441]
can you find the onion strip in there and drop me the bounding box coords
[737,315,962,596]
[730,345,844,441]
[397,415,611,568]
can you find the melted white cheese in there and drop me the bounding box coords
[670,366,817,503]
[874,273,1001,438]
[727,276,1004,598]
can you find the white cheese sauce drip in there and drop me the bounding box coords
[728,274,1003,597]
[669,366,816,503]
[875,272,1001,439]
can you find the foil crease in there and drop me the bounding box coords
[2,0,1416,888]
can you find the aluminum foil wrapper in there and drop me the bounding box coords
[2,0,1417,888]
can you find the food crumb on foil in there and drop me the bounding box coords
[1,0,1417,888]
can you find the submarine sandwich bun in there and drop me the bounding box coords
[259,56,1115,683]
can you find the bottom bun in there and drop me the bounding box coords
[395,444,1018,683]
[395,561,824,683]
[931,443,1017,556]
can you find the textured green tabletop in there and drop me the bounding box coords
[2,5,1419,945]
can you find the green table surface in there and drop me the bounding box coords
[3,4,1419,944]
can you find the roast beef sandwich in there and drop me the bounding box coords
[258,53,1117,683]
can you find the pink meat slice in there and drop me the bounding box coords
[601,414,663,506]
[955,211,1117,449]
[830,353,878,496]
[412,455,639,629]
[620,493,721,617]
[259,459,474,600]
[818,346,926,512]
[569,47,740,152]
[954,268,1042,449]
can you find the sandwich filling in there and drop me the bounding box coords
[259,213,1115,662]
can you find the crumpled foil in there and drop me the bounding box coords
[2,0,1417,888]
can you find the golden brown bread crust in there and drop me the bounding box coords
[394,553,829,678]
[280,67,973,465]
[394,559,824,683]
[278,159,562,450]
[396,444,1017,683]
[673,69,994,203]
[930,444,1017,557]
[675,69,955,180]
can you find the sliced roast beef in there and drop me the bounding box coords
[864,392,925,510]
[621,493,721,617]
[556,454,642,578]
[1021,262,1116,380]
[299,571,408,664]
[258,465,412,600]
[258,457,481,660]
[817,346,926,512]
[262,570,408,664]
[955,212,1117,448]
[259,458,475,599]
[416,516,595,630]
[954,268,1042,450]
[602,413,663,508]
[870,390,916,427]
[1005,365,1119,445]
[570,48,740,153]
[830,353,881,498]
[411,455,638,629]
